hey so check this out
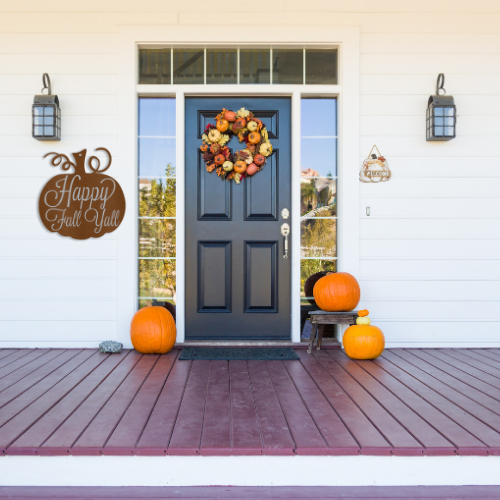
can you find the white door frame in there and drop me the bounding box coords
[117,26,360,347]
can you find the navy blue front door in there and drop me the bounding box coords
[185,97,292,339]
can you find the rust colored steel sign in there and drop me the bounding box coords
[38,148,126,240]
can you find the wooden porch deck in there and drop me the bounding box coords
[1,347,500,456]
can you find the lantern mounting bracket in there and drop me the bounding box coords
[436,73,446,96]
[41,73,52,95]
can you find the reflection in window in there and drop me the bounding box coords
[207,49,237,84]
[139,49,171,84]
[305,49,337,85]
[138,97,177,308]
[300,98,337,332]
[173,50,204,84]
[240,50,270,84]
[272,49,303,84]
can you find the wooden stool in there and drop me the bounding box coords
[307,310,358,354]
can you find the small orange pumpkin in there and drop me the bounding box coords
[224,110,236,122]
[130,306,176,354]
[253,154,265,166]
[217,119,229,132]
[358,309,369,317]
[313,272,360,312]
[234,160,247,174]
[246,163,258,176]
[210,143,221,155]
[233,117,246,131]
[343,324,385,360]
[248,132,261,144]
[214,154,225,166]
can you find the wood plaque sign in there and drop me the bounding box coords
[38,148,126,240]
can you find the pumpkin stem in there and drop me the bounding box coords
[71,149,88,177]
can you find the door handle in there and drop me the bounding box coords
[281,223,290,259]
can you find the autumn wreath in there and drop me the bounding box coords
[200,107,274,184]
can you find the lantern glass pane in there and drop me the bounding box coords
[434,107,444,116]
[44,107,54,116]
[44,116,54,125]
[445,107,455,116]
[34,106,43,116]
[434,126,444,136]
[34,116,43,125]
[44,126,54,136]
[34,126,43,136]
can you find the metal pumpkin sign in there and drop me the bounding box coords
[38,147,126,239]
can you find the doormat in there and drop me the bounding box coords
[179,347,300,361]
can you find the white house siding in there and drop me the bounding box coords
[0,1,499,347]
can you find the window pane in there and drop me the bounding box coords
[206,49,237,84]
[306,49,337,84]
[139,49,171,84]
[272,49,303,84]
[301,138,337,177]
[301,219,337,258]
[139,98,176,137]
[140,298,175,308]
[139,178,176,217]
[300,259,336,297]
[240,49,270,84]
[301,178,336,217]
[139,219,176,257]
[173,49,204,84]
[139,259,176,299]
[301,99,337,136]
[138,138,176,177]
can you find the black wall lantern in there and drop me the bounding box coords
[33,73,61,141]
[426,73,456,141]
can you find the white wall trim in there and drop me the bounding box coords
[1,455,500,487]
[117,26,360,347]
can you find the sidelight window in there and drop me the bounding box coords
[138,97,177,309]
[139,48,337,85]
[300,98,337,305]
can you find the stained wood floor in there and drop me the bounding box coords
[1,347,500,456]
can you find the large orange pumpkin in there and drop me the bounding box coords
[130,306,176,354]
[343,324,385,360]
[313,272,360,312]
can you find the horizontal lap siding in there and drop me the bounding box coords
[0,4,498,346]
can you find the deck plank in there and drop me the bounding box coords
[312,350,422,453]
[136,359,191,453]
[421,349,500,390]
[199,361,232,454]
[297,349,390,454]
[440,349,500,381]
[105,351,178,454]
[329,350,453,455]
[407,349,500,403]
[284,357,359,454]
[0,350,65,394]
[265,360,327,454]
[227,360,263,454]
[8,351,129,453]
[0,349,49,380]
[470,349,500,363]
[0,349,33,370]
[246,360,295,454]
[393,349,500,417]
[375,351,496,454]
[0,351,105,454]
[456,349,500,371]
[42,351,142,454]
[0,349,19,362]
[168,360,210,455]
[72,354,158,455]
[0,350,91,425]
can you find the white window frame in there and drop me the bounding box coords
[117,26,360,347]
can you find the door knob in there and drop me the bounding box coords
[281,223,290,259]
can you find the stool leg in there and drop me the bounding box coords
[307,323,318,354]
[317,325,325,350]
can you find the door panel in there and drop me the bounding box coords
[185,97,291,339]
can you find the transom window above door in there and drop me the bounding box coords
[139,48,338,85]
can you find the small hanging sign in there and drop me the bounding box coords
[38,147,126,240]
[359,145,391,183]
